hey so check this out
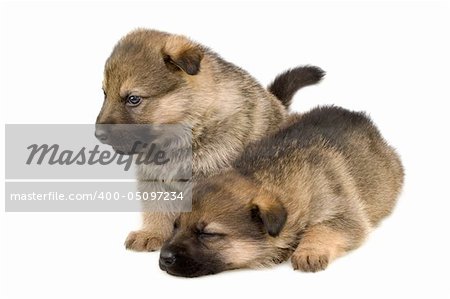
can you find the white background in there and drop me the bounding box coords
[1,1,449,298]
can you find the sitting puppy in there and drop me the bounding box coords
[160,106,404,277]
[96,28,325,251]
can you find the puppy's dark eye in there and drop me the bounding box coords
[126,95,142,107]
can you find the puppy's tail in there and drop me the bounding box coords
[268,65,325,108]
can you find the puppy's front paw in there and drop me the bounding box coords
[124,230,164,252]
[291,249,329,272]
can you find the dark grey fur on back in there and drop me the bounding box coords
[234,105,404,225]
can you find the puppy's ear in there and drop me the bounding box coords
[163,36,204,75]
[250,193,287,237]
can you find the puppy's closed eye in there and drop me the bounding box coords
[197,231,226,240]
[196,223,227,241]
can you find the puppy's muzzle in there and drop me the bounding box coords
[94,126,109,143]
[94,124,154,155]
[159,247,176,268]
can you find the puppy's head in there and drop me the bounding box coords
[95,29,205,148]
[159,173,288,277]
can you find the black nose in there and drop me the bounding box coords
[160,248,176,267]
[95,127,108,142]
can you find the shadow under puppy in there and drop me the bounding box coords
[96,28,324,251]
[160,106,404,277]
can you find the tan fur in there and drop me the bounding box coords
[97,29,289,251]
[162,108,404,276]
[221,240,261,267]
[291,224,348,272]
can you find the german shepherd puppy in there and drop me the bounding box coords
[95,29,324,251]
[160,106,404,277]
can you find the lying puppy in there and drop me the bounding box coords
[96,28,324,251]
[160,106,404,277]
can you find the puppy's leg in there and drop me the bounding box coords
[125,212,176,252]
[291,213,369,272]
